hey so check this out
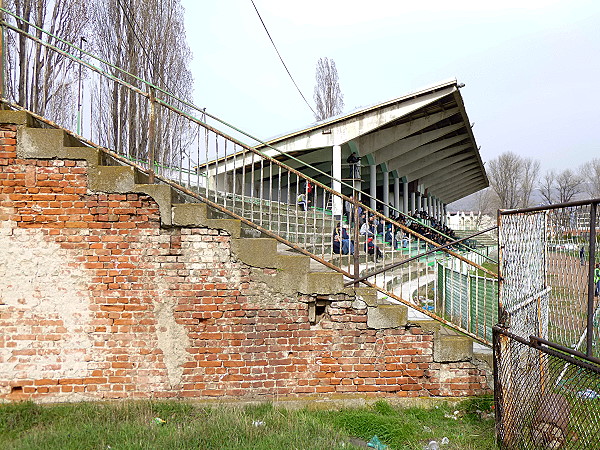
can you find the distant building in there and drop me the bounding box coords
[446,211,495,230]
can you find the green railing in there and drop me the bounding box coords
[0,7,499,345]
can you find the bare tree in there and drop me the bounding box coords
[539,170,556,205]
[487,152,519,209]
[472,187,496,228]
[471,187,496,214]
[520,158,540,208]
[487,152,541,209]
[4,0,89,129]
[555,169,582,204]
[90,0,194,166]
[313,57,344,121]
[580,158,600,198]
[539,168,583,205]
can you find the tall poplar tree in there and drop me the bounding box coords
[90,0,194,166]
[313,57,344,121]
[4,0,89,129]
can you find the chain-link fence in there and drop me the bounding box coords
[494,328,600,449]
[496,199,600,449]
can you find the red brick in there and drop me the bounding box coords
[0,146,492,404]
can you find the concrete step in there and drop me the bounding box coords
[9,109,493,362]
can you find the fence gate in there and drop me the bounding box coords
[495,200,600,449]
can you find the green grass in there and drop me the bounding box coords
[0,397,496,450]
[471,262,498,277]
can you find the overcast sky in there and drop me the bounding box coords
[180,0,600,173]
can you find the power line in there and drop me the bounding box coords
[249,0,316,117]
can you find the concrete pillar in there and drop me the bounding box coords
[416,192,421,212]
[383,170,389,217]
[332,145,342,216]
[410,191,416,214]
[403,182,409,214]
[370,164,377,210]
[394,177,400,216]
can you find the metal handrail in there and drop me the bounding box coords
[0,6,494,260]
[345,226,498,287]
[1,10,500,345]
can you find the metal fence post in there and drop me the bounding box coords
[587,201,597,357]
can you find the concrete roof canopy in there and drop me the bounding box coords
[255,79,488,206]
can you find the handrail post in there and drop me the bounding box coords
[148,87,156,184]
[352,191,360,287]
[586,201,597,357]
[0,0,4,102]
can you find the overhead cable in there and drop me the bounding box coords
[249,0,317,117]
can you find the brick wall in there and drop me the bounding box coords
[0,124,490,402]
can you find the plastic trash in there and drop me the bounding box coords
[153,417,166,425]
[576,389,599,399]
[425,441,439,450]
[367,435,388,449]
[441,437,449,445]
[252,420,265,427]
[423,425,432,433]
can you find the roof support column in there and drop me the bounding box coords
[332,144,342,217]
[394,177,400,216]
[383,169,389,217]
[403,181,409,214]
[416,192,421,213]
[370,164,377,210]
[410,191,415,214]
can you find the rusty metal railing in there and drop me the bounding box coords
[495,199,600,449]
[498,198,600,357]
[0,8,499,345]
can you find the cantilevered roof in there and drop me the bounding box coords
[255,79,488,204]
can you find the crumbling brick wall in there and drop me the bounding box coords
[0,124,490,402]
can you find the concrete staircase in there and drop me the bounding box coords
[453,228,498,248]
[2,109,493,378]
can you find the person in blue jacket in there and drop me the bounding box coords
[333,224,354,255]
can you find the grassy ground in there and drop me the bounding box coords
[0,397,497,450]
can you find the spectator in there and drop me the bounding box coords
[333,224,354,255]
[384,223,398,250]
[297,193,308,211]
[347,152,361,179]
[360,218,374,237]
[366,237,383,260]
